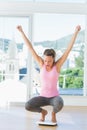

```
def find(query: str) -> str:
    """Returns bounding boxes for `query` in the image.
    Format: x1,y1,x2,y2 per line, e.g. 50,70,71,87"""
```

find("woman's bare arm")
17,25,43,67
56,25,81,72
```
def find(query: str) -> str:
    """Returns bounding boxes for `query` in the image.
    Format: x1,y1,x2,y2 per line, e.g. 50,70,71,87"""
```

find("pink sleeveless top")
40,65,60,97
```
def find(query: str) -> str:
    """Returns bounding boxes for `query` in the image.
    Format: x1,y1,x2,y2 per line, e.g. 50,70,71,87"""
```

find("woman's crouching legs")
25,96,42,112
50,96,64,122
53,96,64,113
25,96,48,121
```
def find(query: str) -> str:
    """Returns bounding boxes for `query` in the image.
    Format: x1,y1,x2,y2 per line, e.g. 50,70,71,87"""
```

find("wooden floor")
0,105,87,130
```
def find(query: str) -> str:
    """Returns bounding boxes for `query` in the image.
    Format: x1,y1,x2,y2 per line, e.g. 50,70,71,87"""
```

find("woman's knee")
58,96,64,109
25,97,38,111
60,96,64,105
53,96,64,113
59,97,64,110
25,101,32,111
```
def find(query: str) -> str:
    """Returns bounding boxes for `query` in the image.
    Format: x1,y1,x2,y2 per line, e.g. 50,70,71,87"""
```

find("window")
0,17,29,106
32,13,85,96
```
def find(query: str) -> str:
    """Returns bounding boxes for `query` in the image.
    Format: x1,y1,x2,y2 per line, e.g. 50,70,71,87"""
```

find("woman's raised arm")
56,25,81,72
17,25,43,67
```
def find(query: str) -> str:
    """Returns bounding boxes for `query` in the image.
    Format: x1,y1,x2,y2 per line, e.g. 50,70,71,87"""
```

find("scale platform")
36,121,57,126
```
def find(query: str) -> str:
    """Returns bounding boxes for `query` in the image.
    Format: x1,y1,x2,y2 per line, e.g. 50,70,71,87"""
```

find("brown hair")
43,49,56,59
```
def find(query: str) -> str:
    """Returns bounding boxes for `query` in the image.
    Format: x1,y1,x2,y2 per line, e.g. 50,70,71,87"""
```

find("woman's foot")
51,112,57,123
40,109,48,122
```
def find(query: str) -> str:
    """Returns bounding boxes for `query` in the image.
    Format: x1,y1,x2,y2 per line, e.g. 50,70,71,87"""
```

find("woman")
17,25,81,123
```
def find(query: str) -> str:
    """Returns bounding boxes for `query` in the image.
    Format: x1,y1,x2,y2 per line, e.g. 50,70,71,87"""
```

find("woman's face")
44,55,54,68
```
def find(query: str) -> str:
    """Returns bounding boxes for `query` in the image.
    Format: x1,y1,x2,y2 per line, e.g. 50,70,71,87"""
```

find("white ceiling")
0,2,87,16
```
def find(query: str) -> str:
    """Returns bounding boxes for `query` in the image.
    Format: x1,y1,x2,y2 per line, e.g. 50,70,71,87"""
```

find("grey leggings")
25,96,64,113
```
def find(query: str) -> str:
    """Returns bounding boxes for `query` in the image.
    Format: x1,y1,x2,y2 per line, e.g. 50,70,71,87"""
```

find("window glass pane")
0,17,29,107
32,14,85,96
